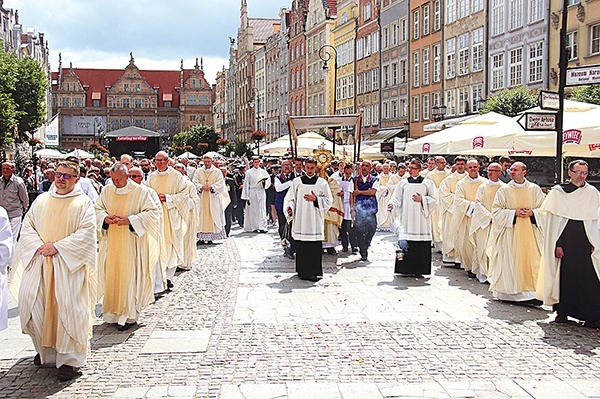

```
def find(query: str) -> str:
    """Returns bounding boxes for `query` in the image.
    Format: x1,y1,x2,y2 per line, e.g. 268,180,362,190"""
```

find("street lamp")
431,104,447,122
319,44,338,157
247,87,260,132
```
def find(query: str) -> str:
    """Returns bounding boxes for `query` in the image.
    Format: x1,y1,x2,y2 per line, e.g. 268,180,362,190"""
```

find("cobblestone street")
1,225,599,398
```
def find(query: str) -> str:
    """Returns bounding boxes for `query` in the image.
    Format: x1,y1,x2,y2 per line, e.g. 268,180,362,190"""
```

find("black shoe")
341,247,348,253
57,365,81,381
154,292,164,301
167,280,174,289
360,256,368,261
516,298,543,307
117,322,137,331
176,266,190,273
196,240,204,245
351,247,358,254
414,274,424,278
284,252,295,260
206,240,213,244
307,275,321,282
258,230,268,234
33,354,41,366
554,314,568,323
326,248,337,255
453,263,462,269
466,271,477,278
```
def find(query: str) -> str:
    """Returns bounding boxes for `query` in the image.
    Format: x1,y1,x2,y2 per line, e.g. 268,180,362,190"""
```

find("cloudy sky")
9,0,289,83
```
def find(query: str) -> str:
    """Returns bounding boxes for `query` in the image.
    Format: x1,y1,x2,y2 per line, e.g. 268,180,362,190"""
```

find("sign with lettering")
380,142,394,152
115,136,148,142
562,129,582,145
472,136,484,149
539,90,560,110
566,65,600,86
517,112,557,131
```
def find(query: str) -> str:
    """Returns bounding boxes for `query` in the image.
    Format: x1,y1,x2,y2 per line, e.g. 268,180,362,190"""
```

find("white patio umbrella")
34,148,64,159
66,148,95,159
259,132,335,157
178,151,199,159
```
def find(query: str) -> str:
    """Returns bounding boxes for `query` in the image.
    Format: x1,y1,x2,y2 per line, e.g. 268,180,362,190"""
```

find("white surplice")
241,167,271,231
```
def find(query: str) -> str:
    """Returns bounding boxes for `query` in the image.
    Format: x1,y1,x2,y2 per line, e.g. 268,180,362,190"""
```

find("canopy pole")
287,114,296,161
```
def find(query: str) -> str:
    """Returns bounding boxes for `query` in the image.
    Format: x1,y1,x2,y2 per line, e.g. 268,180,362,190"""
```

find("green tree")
14,56,48,141
569,84,600,105
171,125,219,156
481,86,538,117
0,51,18,146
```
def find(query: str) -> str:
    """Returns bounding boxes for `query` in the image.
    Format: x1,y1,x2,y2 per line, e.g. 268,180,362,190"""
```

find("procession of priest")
0,150,599,381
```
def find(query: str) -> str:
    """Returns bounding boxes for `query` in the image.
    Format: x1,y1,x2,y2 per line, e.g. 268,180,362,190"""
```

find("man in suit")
221,167,237,237
233,165,246,228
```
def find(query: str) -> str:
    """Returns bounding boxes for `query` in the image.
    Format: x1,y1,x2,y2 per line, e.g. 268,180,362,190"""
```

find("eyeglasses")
55,172,74,179
570,170,589,176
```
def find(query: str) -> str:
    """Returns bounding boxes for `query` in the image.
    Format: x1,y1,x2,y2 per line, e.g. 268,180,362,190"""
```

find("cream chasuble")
536,184,600,305
95,181,161,325
469,181,504,278
0,207,12,332
10,186,97,365
182,179,200,268
376,173,394,229
323,177,344,246
426,169,450,244
451,176,486,272
438,171,466,260
487,180,545,300
193,165,230,241
146,167,189,275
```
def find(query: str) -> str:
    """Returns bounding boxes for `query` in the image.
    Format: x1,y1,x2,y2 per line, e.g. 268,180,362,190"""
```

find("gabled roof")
249,18,280,44
323,0,337,17
51,67,199,108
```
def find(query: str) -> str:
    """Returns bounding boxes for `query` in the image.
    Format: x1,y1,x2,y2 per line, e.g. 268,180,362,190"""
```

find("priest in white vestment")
419,157,436,177
451,159,486,276
537,160,600,327
193,155,230,242
96,163,162,331
438,156,467,265
469,163,504,283
0,206,13,332
174,163,201,269
241,158,271,233
425,157,450,251
376,163,396,230
10,160,97,381
323,174,343,254
388,159,437,277
146,152,190,289
487,162,545,305
285,158,333,281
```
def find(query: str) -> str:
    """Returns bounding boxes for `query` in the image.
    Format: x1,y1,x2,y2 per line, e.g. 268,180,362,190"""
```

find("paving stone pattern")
0,226,599,398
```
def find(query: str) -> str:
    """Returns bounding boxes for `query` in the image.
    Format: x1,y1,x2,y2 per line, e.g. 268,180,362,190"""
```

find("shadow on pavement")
91,323,141,350
484,300,550,324
266,276,320,293
377,275,431,291
537,321,600,356
0,356,77,397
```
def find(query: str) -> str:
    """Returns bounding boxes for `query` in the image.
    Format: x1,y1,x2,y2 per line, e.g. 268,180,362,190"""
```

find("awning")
423,114,475,132
289,114,361,131
368,128,405,141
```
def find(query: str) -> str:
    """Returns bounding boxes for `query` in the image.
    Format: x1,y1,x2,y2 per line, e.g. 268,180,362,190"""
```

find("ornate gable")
106,53,157,109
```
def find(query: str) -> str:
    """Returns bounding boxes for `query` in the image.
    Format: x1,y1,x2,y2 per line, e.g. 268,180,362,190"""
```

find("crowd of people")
0,150,598,383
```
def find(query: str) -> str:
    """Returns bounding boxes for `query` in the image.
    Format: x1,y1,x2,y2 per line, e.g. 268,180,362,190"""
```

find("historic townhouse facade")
548,0,600,91
441,0,486,123
487,0,549,96
254,46,267,133
265,32,280,141
51,55,212,150
277,8,290,139
224,42,238,141
355,0,380,139
306,0,337,116
213,68,227,138
379,0,410,137
287,0,308,117
333,0,357,143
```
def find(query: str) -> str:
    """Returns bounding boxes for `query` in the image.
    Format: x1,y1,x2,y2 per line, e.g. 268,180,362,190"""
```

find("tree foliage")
569,84,600,105
171,125,219,156
480,86,538,117
0,51,48,146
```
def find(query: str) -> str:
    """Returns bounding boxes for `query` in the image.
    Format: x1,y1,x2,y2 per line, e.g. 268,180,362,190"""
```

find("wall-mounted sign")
115,136,149,142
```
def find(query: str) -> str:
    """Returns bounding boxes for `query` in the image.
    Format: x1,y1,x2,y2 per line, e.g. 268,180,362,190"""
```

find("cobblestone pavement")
1,224,599,398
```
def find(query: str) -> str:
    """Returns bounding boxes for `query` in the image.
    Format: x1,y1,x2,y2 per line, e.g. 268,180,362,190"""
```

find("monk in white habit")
10,160,97,381
241,158,271,233
96,163,162,331
488,162,544,306
285,157,333,281
376,163,396,230
146,151,190,290
438,156,467,266
322,171,344,255
174,163,201,270
193,155,230,243
451,159,486,276
537,160,600,327
388,158,437,277
425,156,450,251
0,206,13,332
469,163,504,283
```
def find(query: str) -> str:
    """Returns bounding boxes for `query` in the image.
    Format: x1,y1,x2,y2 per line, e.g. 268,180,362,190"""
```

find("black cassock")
554,183,600,322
